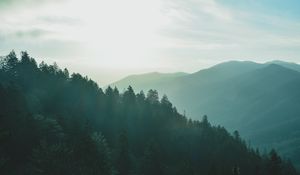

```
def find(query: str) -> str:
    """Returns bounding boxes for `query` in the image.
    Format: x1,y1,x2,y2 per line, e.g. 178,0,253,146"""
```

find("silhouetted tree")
268,149,282,175
146,89,159,104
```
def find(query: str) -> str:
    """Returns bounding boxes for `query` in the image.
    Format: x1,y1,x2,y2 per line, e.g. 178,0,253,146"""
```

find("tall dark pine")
6,51,17,68
146,89,159,104
268,149,282,175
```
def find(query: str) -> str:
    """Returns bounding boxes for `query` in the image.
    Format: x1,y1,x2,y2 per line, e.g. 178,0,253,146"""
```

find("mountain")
111,60,300,169
112,72,188,92
2,51,298,174
266,60,300,72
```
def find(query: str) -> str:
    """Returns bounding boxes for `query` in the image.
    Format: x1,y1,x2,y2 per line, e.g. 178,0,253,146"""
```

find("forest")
0,51,298,175
111,60,300,169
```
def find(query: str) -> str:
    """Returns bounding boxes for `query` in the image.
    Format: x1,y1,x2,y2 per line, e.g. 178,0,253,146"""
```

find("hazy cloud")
14,29,52,39
158,0,300,57
38,16,81,25
0,0,65,9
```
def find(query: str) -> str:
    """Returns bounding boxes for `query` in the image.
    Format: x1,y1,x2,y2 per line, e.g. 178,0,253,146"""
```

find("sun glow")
51,0,170,69
2,0,299,85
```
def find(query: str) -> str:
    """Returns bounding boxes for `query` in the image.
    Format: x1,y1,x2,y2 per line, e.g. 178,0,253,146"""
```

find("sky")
0,0,300,85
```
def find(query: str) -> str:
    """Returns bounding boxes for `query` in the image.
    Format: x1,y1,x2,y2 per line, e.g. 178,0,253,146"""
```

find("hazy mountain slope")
266,60,300,72
111,61,264,102
212,64,300,168
111,61,300,169
110,72,188,92
226,64,300,165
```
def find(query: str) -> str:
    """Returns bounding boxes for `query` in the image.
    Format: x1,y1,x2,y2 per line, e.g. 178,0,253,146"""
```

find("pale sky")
0,0,300,85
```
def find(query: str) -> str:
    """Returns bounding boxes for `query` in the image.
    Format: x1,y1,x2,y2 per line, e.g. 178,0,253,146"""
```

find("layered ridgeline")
111,60,300,169
0,51,298,175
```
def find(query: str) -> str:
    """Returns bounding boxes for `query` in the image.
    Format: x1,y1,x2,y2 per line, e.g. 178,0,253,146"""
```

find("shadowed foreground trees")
0,51,298,175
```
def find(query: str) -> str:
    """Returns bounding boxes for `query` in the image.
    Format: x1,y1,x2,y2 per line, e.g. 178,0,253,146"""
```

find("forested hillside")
0,51,298,175
112,61,300,169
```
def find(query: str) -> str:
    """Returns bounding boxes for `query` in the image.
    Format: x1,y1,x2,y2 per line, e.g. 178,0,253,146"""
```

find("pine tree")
5,51,18,70
146,89,159,104
123,86,135,105
233,130,241,142
268,149,282,175
201,115,210,128
91,132,114,175
161,95,172,109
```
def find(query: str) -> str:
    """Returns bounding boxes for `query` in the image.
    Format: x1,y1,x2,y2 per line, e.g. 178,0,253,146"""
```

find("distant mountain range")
111,60,300,169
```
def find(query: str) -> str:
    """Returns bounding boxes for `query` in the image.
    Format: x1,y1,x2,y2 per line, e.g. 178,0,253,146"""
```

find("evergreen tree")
5,50,18,70
268,149,282,175
123,86,135,105
161,95,172,109
146,89,159,104
233,130,240,141
201,115,210,128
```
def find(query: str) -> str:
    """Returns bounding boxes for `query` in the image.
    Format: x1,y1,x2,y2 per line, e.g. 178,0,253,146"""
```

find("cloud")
159,0,300,51
162,0,232,22
14,29,52,39
0,0,65,9
38,16,81,25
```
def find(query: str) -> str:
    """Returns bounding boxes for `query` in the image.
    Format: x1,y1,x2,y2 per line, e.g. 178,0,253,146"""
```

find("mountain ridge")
111,60,300,169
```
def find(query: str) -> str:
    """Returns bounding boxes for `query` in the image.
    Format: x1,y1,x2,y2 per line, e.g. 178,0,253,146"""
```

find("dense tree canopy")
0,51,298,175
